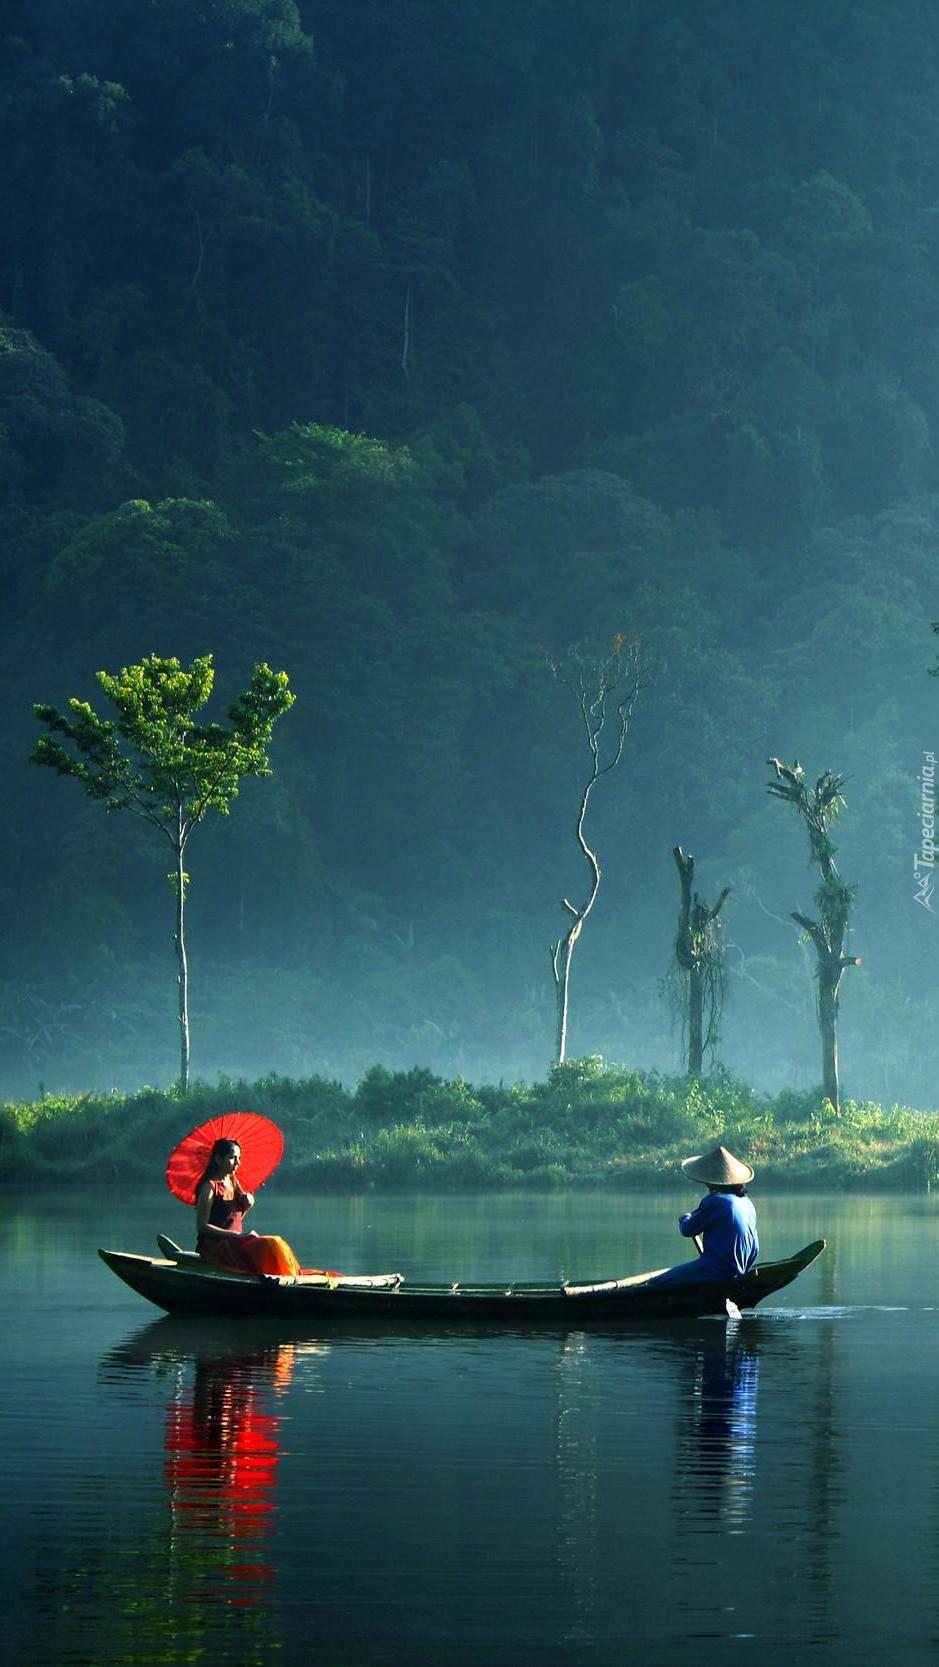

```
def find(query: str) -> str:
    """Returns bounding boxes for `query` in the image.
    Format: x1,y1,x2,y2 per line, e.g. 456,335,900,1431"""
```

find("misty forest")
6,0,939,1114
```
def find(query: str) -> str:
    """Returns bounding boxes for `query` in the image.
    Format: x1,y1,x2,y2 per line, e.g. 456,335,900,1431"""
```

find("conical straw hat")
680,1144,754,1186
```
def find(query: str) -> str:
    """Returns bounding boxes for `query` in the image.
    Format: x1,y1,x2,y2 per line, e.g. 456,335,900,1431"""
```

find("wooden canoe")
98,1238,826,1322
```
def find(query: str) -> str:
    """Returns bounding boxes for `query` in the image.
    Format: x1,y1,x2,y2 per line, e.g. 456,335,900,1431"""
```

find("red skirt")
198,1233,301,1278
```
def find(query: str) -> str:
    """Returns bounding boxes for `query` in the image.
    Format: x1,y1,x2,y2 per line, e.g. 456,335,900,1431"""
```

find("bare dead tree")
548,635,647,1064
767,757,861,1112
671,846,730,1074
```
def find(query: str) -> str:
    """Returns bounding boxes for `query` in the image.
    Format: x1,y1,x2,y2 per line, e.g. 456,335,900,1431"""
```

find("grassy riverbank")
3,1059,939,1191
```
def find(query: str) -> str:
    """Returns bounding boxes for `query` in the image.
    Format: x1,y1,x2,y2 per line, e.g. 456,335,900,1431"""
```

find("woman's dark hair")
194,1138,241,1201
707,1183,748,1198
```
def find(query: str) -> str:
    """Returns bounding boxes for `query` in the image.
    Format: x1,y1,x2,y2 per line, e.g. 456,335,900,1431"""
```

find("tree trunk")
688,964,704,1075
555,946,570,1065
553,923,582,1064
672,847,728,1076
174,835,190,1090
792,908,855,1116
818,968,840,1113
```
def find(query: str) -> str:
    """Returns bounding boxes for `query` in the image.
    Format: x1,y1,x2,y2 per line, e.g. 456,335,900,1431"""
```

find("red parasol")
166,1112,285,1206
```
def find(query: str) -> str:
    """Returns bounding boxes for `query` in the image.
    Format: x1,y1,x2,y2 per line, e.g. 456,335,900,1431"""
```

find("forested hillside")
3,0,939,1102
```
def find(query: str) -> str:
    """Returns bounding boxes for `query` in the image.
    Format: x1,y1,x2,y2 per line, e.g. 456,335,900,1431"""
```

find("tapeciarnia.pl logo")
914,750,936,911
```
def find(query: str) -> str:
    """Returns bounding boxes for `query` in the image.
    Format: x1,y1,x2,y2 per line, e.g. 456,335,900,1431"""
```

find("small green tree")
766,757,860,1112
31,654,295,1088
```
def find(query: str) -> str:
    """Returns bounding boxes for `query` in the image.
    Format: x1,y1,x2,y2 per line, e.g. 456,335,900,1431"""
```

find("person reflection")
164,1343,296,1604
676,1325,760,1529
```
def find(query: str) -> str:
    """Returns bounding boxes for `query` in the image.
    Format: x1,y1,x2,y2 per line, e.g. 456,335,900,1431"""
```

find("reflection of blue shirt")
679,1192,758,1277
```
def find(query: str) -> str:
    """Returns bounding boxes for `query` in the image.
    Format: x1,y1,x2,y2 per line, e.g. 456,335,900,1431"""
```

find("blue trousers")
645,1256,745,1287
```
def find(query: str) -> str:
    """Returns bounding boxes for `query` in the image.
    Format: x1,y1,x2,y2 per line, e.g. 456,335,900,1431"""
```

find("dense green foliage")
3,2,939,1101
32,656,294,822
6,1061,939,1191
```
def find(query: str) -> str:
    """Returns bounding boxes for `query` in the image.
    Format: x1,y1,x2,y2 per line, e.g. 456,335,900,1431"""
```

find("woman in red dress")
195,1138,300,1278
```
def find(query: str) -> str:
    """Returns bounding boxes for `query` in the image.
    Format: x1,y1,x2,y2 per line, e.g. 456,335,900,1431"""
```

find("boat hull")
98,1241,826,1323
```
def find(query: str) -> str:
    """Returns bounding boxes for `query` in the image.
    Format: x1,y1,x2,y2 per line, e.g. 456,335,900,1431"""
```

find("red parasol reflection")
163,1345,295,1605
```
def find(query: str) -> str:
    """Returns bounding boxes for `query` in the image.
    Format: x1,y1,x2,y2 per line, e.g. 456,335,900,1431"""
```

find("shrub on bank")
3,1062,939,1189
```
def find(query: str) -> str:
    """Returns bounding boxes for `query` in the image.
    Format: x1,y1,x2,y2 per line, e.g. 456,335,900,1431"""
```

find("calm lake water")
3,1186,939,1665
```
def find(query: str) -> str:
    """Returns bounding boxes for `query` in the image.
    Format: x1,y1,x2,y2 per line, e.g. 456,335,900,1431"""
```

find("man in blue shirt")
648,1144,758,1286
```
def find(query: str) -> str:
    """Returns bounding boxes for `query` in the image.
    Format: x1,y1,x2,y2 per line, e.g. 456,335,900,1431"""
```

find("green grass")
4,1057,939,1191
